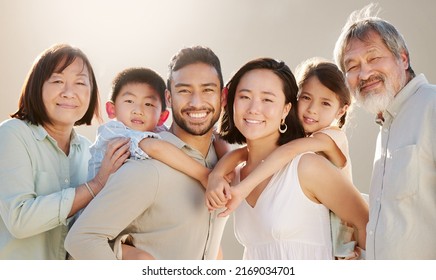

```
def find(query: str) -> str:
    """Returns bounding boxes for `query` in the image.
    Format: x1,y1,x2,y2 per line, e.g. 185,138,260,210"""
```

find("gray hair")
333,3,415,77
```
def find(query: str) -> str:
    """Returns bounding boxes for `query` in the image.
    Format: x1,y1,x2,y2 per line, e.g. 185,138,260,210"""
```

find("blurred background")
1,0,435,259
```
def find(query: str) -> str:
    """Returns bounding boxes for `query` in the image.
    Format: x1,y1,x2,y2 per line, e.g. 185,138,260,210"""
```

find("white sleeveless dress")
234,153,333,260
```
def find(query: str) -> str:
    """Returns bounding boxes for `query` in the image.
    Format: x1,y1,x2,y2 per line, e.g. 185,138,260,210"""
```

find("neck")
170,124,213,157
43,123,73,155
245,137,279,166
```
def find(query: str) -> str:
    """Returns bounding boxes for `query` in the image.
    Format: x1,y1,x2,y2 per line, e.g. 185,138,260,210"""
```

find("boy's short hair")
110,67,167,111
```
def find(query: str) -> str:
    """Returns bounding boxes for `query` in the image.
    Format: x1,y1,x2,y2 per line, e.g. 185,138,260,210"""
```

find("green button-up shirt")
0,119,90,259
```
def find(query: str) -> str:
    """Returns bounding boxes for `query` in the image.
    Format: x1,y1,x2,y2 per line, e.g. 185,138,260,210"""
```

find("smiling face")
343,31,409,115
42,57,91,129
298,76,346,134
167,62,222,136
108,83,163,132
233,69,290,143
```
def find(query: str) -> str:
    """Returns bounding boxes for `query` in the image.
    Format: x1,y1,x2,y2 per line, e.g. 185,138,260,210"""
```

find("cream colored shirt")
313,127,353,182
366,74,436,259
65,131,228,260
0,119,90,259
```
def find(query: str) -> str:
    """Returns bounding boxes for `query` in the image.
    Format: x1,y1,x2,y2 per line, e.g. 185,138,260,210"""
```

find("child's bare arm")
139,138,210,189
206,147,247,210
239,136,333,188
217,135,340,217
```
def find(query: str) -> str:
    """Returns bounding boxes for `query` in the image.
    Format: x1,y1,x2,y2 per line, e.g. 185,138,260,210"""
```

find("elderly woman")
0,43,129,259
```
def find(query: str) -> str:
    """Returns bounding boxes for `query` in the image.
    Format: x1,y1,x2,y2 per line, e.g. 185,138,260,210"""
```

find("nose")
307,101,317,114
60,82,75,98
189,91,203,107
359,62,373,81
132,104,144,115
247,99,261,114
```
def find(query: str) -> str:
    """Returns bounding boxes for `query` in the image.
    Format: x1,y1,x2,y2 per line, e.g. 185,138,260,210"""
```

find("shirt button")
369,230,374,235
383,128,388,133
65,179,69,183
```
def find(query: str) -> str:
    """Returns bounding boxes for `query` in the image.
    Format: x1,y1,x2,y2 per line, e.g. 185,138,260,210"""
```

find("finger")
107,137,129,151
209,198,220,209
218,208,232,217
205,197,214,211
110,143,130,162
224,185,232,200
112,151,130,168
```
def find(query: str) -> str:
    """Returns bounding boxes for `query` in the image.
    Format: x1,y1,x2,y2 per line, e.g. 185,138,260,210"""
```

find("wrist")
84,182,96,198
232,184,250,199
89,176,104,195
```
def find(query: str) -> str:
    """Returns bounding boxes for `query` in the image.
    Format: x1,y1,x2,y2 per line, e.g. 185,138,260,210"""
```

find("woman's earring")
279,119,287,134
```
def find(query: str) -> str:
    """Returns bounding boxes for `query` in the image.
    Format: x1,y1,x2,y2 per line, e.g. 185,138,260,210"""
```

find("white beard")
355,69,406,115
356,87,395,115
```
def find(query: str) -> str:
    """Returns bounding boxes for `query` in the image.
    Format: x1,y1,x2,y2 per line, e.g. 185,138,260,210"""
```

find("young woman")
214,58,368,259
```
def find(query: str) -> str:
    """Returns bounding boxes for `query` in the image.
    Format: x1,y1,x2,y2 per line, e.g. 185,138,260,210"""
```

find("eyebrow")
301,91,334,101
238,88,277,96
344,48,379,66
174,82,219,88
120,91,158,100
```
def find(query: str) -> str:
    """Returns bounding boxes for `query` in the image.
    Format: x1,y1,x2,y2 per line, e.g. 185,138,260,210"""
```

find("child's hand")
205,173,231,211
217,186,245,217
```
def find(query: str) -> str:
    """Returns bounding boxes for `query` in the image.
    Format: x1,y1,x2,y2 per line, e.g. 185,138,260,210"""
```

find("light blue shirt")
87,120,161,181
0,119,90,259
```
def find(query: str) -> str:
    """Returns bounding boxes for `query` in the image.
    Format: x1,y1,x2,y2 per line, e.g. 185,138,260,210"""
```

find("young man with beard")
65,46,228,259
334,4,436,259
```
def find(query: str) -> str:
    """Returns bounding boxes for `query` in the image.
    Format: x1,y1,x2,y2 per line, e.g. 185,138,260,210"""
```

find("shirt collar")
159,131,216,166
28,122,82,147
375,74,428,126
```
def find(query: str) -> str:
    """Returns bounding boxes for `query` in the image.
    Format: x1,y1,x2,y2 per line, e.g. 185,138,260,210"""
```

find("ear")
336,104,349,119
158,110,170,126
282,102,292,120
399,49,409,71
106,101,116,119
221,87,228,108
165,89,172,108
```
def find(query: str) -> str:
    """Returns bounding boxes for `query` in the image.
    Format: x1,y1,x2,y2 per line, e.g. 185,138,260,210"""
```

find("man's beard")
355,74,399,115
356,86,395,115
172,108,219,136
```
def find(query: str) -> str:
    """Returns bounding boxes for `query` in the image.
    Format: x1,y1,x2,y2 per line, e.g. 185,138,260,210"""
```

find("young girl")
206,57,364,259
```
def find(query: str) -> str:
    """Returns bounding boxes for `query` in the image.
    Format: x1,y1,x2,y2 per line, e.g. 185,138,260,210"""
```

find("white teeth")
188,112,207,118
245,119,262,124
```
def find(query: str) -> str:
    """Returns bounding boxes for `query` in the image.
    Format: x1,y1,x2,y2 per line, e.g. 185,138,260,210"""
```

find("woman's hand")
91,137,130,192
